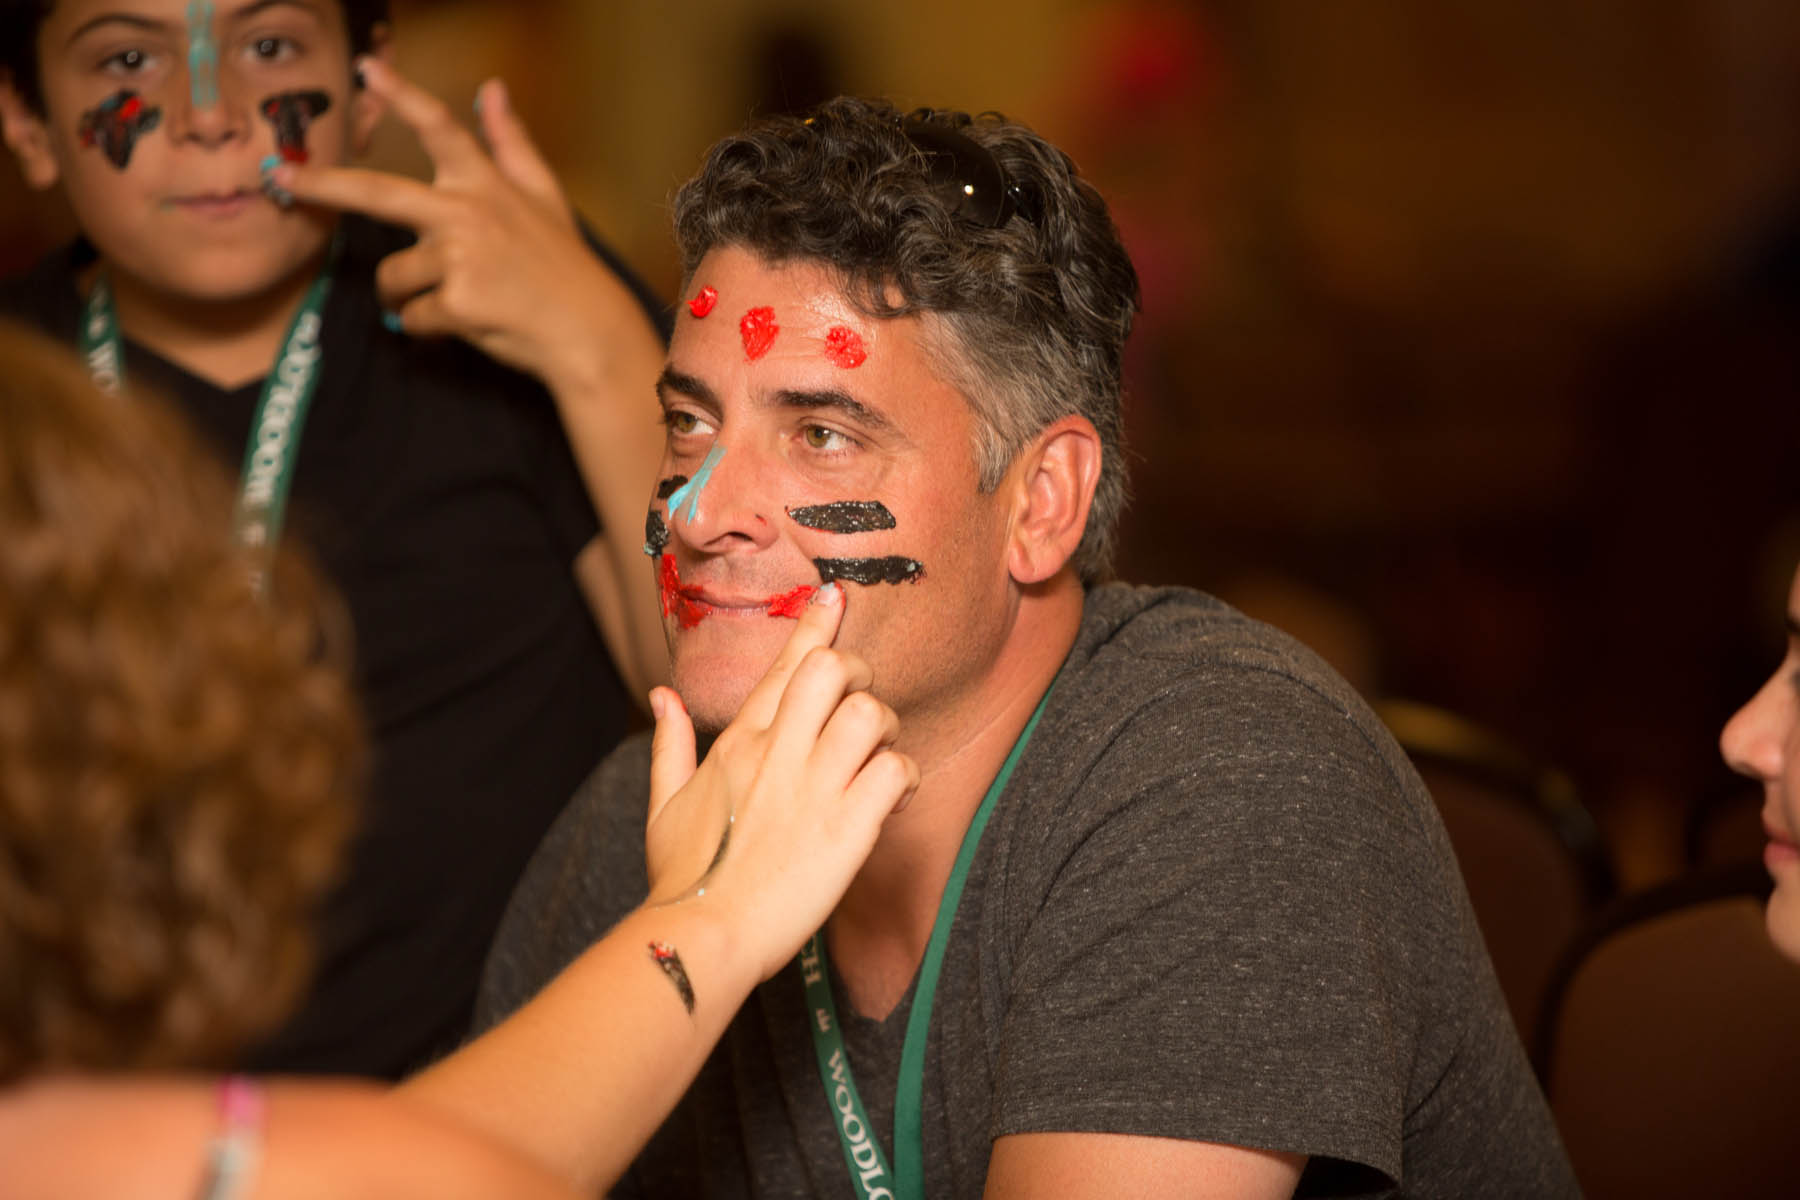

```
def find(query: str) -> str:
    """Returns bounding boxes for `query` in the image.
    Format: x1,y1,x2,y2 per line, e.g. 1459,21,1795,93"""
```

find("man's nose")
666,443,778,553
1721,673,1787,783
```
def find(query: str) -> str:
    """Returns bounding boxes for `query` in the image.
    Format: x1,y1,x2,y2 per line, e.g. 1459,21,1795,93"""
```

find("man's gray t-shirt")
477,584,1576,1197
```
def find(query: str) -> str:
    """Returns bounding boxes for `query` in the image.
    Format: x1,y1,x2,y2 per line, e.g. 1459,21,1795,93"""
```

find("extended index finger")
358,56,490,176
733,583,847,732
272,160,457,230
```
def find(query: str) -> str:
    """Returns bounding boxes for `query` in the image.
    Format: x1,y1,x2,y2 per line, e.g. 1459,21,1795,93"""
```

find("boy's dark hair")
0,0,388,113
673,96,1139,584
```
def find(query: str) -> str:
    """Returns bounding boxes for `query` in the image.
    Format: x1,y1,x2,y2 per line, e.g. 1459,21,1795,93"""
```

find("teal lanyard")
78,241,339,575
802,686,1054,1200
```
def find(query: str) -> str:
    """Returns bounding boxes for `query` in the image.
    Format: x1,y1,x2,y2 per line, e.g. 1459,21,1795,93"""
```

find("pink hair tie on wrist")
194,1075,265,1200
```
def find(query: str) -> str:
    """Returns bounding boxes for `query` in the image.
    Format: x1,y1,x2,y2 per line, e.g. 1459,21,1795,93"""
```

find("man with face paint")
0,0,674,1081
471,101,1578,1198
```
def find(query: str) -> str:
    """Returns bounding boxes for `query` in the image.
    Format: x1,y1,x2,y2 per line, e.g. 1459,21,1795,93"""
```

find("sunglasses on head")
900,117,1038,229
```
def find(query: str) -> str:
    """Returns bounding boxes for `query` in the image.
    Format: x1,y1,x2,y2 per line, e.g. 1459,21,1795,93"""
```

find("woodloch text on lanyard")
801,685,1054,1200
78,236,339,587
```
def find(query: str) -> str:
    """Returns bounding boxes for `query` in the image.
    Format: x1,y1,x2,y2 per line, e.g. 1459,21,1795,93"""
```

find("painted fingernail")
259,156,294,208
381,310,403,333
813,581,841,606
471,89,483,117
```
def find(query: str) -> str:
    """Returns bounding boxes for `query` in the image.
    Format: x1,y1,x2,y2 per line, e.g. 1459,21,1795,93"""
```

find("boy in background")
0,0,671,1078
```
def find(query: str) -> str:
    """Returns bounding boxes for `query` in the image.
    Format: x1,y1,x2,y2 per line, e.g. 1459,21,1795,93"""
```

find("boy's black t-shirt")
0,215,670,1077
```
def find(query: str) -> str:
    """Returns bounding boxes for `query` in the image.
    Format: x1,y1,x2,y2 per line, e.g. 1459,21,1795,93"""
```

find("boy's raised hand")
643,584,920,981
268,57,647,396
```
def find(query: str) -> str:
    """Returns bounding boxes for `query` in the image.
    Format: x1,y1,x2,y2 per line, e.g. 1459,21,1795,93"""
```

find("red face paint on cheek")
764,585,817,619
687,286,718,318
658,554,714,629
740,307,779,360
823,326,867,369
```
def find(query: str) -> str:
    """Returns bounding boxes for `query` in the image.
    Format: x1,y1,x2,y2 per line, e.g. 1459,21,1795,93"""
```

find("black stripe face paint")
644,509,669,556
259,90,332,163
814,557,924,586
786,501,896,534
78,91,161,169
643,475,687,558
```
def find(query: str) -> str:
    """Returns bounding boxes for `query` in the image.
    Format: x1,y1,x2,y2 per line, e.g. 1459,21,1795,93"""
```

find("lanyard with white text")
801,686,1054,1200
78,241,338,571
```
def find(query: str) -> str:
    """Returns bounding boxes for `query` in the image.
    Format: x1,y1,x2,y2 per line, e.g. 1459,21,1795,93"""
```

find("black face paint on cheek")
786,501,897,534
656,475,689,500
78,91,162,170
814,557,924,586
259,90,332,163
644,509,669,557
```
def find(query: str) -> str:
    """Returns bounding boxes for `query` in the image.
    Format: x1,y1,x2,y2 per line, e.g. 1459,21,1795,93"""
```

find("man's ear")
347,26,393,156
0,73,61,191
1005,415,1102,586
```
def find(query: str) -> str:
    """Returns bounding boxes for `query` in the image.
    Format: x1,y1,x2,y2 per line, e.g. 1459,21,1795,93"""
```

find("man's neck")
825,575,1085,1019
95,251,331,392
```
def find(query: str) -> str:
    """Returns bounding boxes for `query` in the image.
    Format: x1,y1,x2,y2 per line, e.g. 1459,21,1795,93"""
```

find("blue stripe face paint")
186,0,219,108
665,445,724,526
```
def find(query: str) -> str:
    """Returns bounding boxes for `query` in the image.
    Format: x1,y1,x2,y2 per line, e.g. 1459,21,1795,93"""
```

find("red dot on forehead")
740,306,779,361
687,285,718,318
823,326,867,369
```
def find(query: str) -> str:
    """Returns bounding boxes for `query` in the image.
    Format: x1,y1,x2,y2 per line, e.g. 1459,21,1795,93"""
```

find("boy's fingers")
373,242,442,308
646,687,698,828
735,583,846,731
475,79,565,209
357,56,488,176
272,162,454,229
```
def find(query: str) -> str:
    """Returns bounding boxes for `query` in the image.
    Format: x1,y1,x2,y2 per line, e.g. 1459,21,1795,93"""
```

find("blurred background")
6,0,1799,890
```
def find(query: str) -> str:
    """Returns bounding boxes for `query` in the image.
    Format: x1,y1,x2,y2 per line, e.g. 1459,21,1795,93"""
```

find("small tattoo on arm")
649,942,696,1013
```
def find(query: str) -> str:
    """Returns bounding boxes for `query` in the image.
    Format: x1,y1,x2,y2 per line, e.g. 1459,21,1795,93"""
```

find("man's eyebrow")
66,13,174,44
656,366,721,411
771,386,896,434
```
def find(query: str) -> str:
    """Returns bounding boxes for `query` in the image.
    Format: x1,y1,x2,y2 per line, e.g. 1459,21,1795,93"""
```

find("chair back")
1378,700,1613,1054
1538,867,1800,1199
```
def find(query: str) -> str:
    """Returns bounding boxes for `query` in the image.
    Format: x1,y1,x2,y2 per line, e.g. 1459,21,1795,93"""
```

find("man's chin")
669,632,788,732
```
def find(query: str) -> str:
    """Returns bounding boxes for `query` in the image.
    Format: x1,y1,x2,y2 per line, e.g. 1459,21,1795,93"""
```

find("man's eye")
802,425,850,451
664,411,714,437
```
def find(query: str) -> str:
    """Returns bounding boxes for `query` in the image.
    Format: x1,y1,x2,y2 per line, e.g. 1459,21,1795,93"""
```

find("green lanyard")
802,686,1054,1200
78,242,339,574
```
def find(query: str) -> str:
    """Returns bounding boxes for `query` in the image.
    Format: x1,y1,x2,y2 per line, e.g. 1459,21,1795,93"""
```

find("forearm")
543,270,669,699
399,898,755,1194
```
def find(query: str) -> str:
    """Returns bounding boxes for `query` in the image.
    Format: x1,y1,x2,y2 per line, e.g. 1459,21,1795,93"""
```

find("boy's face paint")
654,246,1017,734
259,90,331,163
15,0,367,307
687,286,718,318
186,0,220,108
77,91,163,170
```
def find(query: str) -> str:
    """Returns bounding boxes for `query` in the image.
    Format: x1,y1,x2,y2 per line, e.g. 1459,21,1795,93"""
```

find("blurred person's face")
0,0,381,305
1720,564,1800,961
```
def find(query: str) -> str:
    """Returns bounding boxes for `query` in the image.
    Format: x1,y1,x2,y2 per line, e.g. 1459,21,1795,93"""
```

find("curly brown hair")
0,323,363,1082
673,97,1141,583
